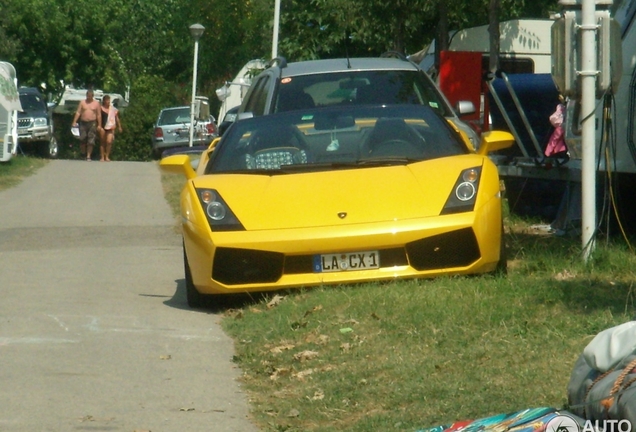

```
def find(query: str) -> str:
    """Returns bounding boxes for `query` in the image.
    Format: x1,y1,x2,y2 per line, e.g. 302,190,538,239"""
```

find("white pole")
189,38,199,148
580,0,597,260
272,0,281,59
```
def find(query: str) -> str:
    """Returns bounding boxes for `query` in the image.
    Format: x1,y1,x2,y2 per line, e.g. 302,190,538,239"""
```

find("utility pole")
272,0,281,59
553,0,619,262
580,0,598,261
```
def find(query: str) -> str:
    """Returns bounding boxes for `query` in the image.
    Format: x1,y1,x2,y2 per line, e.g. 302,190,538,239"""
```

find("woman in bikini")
98,95,123,162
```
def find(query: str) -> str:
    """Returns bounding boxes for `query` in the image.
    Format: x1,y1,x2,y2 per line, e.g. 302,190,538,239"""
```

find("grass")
160,167,636,431
0,155,48,191
160,165,186,232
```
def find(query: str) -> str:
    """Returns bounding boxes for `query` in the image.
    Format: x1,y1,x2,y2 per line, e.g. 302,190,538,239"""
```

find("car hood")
18,108,47,119
192,156,486,230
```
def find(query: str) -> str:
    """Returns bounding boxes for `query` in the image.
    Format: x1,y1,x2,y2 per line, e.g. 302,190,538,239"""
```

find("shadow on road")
162,279,267,313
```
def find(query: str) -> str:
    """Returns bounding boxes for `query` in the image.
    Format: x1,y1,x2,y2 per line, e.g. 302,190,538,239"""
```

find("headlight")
33,117,47,127
206,201,226,220
196,189,244,231
456,182,476,201
441,167,482,215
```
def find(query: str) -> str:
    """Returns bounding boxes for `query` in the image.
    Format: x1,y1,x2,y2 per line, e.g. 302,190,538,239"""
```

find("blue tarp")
488,73,561,158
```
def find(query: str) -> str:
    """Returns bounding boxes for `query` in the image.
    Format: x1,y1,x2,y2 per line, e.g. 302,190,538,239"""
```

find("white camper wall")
599,0,636,174
0,61,19,162
448,19,554,74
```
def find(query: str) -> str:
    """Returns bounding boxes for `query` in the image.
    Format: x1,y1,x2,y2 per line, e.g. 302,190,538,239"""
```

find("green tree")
276,0,559,61
0,0,560,161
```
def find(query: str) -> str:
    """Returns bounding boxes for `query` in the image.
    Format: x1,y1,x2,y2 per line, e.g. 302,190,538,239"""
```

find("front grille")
18,118,33,128
406,228,480,271
213,247,284,285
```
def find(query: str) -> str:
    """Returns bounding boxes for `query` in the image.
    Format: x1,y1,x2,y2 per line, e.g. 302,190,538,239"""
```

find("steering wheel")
371,139,413,151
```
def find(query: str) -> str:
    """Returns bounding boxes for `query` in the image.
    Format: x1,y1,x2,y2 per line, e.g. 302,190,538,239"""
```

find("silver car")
17,87,58,158
238,56,479,149
151,106,218,158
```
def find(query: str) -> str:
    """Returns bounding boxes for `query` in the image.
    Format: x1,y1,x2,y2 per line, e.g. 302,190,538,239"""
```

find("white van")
0,61,20,162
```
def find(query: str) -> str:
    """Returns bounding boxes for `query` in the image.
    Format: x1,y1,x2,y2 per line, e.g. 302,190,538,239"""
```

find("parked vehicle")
0,61,19,162
53,87,128,115
17,87,58,158
215,59,266,126
160,103,514,307
217,105,239,136
152,99,218,158
236,55,480,149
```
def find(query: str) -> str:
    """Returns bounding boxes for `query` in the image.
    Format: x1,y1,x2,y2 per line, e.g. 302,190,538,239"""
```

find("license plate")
313,251,380,273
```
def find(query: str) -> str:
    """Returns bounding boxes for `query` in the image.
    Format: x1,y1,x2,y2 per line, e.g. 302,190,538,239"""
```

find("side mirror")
160,154,196,180
455,100,476,116
237,112,254,121
477,131,515,155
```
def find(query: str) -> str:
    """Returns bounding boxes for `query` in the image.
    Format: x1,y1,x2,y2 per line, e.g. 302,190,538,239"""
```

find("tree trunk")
435,0,449,74
488,0,500,74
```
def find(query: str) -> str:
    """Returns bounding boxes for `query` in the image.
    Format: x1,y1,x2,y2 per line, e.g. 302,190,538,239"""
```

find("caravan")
0,61,20,162
215,59,266,133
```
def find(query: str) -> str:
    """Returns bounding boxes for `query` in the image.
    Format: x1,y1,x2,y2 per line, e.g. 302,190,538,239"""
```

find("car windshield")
274,70,453,117
19,94,45,111
158,108,191,125
205,105,469,175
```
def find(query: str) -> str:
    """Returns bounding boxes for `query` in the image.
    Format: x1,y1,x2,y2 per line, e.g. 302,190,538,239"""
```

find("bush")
113,75,181,161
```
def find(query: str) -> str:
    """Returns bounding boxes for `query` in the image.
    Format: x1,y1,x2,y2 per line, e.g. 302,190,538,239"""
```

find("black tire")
183,246,205,308
40,137,59,159
494,226,508,275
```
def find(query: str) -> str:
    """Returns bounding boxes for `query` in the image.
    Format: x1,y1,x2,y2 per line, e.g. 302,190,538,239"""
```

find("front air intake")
406,228,480,271
213,247,284,285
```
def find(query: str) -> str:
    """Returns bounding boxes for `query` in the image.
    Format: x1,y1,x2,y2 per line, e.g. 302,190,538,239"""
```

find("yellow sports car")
160,104,514,307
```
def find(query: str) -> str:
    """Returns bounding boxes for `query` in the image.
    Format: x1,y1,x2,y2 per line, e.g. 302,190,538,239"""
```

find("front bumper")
183,197,503,295
152,135,214,151
18,126,50,143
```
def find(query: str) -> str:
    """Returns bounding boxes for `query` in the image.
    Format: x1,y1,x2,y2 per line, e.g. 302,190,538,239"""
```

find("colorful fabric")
545,103,567,157
104,106,118,130
417,407,564,432
545,126,567,157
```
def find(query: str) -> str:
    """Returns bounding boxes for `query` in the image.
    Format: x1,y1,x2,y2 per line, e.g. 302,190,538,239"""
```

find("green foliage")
0,0,558,161
0,155,48,191
276,0,557,60
112,75,182,161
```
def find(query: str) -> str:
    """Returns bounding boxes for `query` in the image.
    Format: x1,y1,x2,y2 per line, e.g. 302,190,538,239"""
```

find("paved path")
0,159,257,431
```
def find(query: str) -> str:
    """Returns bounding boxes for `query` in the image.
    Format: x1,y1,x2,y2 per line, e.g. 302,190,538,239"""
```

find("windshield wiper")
278,162,358,172
213,158,420,175
356,157,421,166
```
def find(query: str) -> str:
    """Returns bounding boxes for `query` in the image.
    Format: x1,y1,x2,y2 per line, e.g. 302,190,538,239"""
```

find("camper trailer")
418,6,636,231
215,59,266,126
0,61,20,162
53,87,129,115
416,19,554,75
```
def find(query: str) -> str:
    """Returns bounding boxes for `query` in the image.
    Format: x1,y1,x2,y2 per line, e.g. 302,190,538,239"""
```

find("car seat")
245,124,309,169
361,118,424,158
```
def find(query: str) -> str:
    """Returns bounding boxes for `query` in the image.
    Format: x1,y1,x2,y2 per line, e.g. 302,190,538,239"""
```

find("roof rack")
268,56,288,69
380,51,408,61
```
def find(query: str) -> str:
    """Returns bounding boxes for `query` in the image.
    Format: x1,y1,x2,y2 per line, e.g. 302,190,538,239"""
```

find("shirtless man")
72,90,102,160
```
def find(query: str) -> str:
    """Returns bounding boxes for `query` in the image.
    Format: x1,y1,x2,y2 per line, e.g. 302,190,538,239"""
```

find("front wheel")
183,245,206,308
42,136,59,159
494,225,508,275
